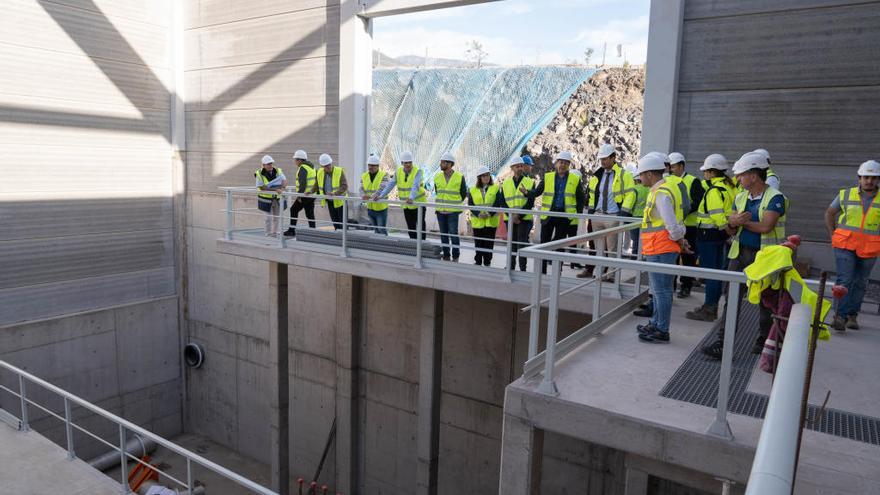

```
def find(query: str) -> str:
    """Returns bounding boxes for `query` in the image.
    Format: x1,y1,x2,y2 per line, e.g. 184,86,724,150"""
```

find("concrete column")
416,290,444,495
268,262,290,495
640,0,685,153
335,275,363,494
498,414,544,495
338,0,373,182
624,467,649,495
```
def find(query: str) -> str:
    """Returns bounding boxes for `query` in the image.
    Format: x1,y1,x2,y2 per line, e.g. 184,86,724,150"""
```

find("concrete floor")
0,421,121,495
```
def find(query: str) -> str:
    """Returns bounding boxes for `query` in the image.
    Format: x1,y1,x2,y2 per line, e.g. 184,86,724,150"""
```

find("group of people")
254,145,879,352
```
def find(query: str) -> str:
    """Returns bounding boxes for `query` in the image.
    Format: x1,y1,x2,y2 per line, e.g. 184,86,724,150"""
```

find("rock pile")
525,67,645,175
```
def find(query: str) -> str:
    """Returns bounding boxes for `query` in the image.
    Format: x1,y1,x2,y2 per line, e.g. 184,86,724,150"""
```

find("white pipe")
745,303,811,494
88,436,157,472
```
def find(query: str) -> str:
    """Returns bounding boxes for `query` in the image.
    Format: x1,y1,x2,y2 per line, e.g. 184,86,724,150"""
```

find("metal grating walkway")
660,303,880,445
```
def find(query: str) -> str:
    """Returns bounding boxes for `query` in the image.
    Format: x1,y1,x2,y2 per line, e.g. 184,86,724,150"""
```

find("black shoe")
751,335,765,355
702,339,724,360
452,257,459,262
571,263,582,269
633,306,653,317
638,328,670,343
474,261,482,265
637,322,655,335
283,228,296,237
677,286,691,298
483,259,491,266
442,255,451,261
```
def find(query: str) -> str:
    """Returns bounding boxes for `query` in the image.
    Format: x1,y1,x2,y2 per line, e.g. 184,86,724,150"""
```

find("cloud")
570,15,649,64
500,1,534,15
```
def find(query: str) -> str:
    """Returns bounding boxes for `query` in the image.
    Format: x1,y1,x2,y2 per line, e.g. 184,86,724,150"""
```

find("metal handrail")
0,359,277,495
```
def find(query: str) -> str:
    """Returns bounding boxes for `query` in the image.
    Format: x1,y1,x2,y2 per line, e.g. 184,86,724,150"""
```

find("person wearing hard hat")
500,156,536,271
752,149,780,191
584,143,637,279
433,152,468,261
635,154,691,343
824,159,880,331
468,166,502,266
255,155,288,236
283,150,316,237
531,151,585,274
702,151,788,358
626,162,649,255
667,152,705,298
685,154,736,322
316,153,348,230
375,151,427,240
360,154,389,235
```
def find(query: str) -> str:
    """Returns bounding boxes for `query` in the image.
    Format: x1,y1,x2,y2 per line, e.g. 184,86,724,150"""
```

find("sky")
373,0,650,67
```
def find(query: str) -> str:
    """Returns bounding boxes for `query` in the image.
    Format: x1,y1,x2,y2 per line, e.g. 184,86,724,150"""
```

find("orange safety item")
640,177,685,256
127,455,159,492
831,187,880,258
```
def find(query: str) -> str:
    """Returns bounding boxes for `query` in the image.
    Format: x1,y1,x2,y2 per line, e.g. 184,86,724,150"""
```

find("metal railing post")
505,212,514,281
592,266,603,318
119,424,129,494
527,255,543,360
18,375,29,432
414,206,423,268
537,260,562,395
340,200,348,257
613,225,624,296
634,233,643,294
225,189,233,241
187,458,194,494
708,282,740,440
64,397,75,459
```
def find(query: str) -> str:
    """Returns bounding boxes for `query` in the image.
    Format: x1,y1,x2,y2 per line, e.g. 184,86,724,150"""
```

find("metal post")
18,375,29,432
341,200,349,257
538,260,562,395
414,206,424,268
592,268,603,318
225,190,233,240
505,212,515,281
119,424,129,494
64,397,75,459
613,226,624,296
187,458,194,494
707,281,739,440
634,236,643,294
527,257,543,360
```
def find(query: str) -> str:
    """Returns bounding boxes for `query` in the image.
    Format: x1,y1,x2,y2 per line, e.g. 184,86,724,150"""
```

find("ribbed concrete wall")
673,0,880,242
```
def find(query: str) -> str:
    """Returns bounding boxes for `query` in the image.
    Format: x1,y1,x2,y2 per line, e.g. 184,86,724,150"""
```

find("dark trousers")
473,227,497,266
540,216,571,273
289,198,315,231
403,207,427,240
679,227,699,288
327,204,344,230
509,219,532,271
718,245,772,341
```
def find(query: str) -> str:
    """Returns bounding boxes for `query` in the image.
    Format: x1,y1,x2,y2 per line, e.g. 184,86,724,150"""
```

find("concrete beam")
359,0,502,18
268,262,290,495
498,413,543,495
416,290,444,494
335,275,364,494
640,0,684,154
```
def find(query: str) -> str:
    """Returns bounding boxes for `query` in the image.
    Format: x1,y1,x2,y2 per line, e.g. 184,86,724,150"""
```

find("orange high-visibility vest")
832,187,880,258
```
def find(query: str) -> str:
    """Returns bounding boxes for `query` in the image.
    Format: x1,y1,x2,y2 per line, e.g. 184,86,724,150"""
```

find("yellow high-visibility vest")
317,166,345,208
361,170,387,212
470,184,500,229
541,172,580,225
434,171,465,213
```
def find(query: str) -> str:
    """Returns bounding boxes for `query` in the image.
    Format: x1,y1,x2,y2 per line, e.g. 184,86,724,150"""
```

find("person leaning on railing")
468,165,503,266
529,150,584,274
360,154,389,235
283,149,316,237
255,155,287,237
316,153,348,230
433,152,468,261
635,154,691,344
500,155,536,272
374,151,427,240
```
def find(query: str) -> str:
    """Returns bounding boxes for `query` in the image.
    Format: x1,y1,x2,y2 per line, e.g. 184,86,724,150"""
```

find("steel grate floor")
660,303,880,445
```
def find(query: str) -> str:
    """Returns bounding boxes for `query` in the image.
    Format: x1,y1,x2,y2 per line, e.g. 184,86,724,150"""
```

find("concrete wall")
672,0,880,242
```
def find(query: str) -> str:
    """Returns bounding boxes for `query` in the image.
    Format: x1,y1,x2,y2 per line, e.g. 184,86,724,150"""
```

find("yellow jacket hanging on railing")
317,166,345,208
743,245,831,340
640,177,685,256
831,187,880,258
470,184,500,228
541,171,580,225
434,171,465,213
396,165,426,210
361,170,388,212
728,186,788,260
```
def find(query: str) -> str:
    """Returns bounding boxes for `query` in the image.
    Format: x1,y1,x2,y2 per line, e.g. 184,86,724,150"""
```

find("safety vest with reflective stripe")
502,176,535,221
632,183,649,218
469,185,500,229
295,163,316,193
541,172,580,225
361,170,387,212
396,165,426,210
831,187,880,258
695,177,734,230
317,166,345,208
728,186,788,260
434,171,465,212
679,173,701,227
640,177,685,256
255,167,283,202
767,167,780,187
587,163,636,214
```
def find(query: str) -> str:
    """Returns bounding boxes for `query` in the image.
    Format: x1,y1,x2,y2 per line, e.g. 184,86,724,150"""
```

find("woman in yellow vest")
433,152,468,261
468,165,502,266
360,154,389,235
686,154,735,322
825,159,880,330
316,153,348,230
635,154,690,343
254,155,287,236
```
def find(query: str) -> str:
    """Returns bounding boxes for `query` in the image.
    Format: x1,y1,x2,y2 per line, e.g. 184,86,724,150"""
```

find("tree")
584,47,594,66
465,40,488,69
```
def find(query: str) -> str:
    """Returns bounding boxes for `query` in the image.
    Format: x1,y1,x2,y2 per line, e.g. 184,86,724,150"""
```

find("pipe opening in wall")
184,343,205,368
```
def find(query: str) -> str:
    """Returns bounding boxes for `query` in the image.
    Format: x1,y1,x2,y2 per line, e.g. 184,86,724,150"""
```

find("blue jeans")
834,248,877,317
367,209,388,235
696,239,726,307
646,252,678,333
436,212,461,258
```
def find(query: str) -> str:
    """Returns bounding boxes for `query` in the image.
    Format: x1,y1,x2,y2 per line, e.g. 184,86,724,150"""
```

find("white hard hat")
474,165,491,176
668,152,686,165
731,152,769,175
507,156,524,167
366,154,381,166
753,148,771,164
700,153,728,171
440,152,456,163
570,169,582,178
858,160,880,177
319,153,333,167
555,150,574,163
597,143,615,159
400,151,414,163
637,155,666,175
624,162,638,176
645,151,668,163
261,155,274,165
293,150,308,161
